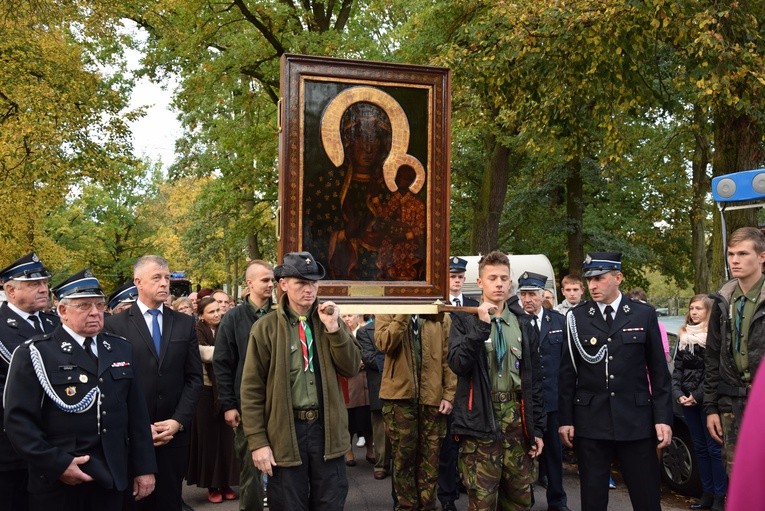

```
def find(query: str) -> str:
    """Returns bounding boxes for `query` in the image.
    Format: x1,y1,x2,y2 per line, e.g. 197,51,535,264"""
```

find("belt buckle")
305,410,318,421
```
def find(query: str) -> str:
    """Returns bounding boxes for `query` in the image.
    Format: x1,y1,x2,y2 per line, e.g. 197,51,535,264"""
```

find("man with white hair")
518,271,569,511
4,269,156,511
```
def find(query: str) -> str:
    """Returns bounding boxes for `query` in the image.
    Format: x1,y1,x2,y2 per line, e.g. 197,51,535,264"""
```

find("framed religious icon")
278,54,451,304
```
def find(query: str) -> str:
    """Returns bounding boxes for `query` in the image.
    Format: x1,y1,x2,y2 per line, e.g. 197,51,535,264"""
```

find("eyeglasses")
65,301,107,311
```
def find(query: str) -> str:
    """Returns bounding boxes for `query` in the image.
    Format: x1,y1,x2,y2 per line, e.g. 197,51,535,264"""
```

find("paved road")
182,444,696,510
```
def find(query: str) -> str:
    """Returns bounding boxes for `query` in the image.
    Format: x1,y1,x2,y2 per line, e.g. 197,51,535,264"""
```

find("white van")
458,254,557,304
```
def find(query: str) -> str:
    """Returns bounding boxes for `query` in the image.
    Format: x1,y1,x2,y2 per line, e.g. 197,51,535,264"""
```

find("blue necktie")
148,309,162,355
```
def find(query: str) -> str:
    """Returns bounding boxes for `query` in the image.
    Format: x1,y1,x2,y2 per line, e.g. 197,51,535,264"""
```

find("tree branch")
232,0,285,55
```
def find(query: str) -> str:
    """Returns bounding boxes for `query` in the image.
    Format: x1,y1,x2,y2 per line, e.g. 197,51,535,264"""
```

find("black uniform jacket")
538,308,566,413
558,295,672,441
3,328,157,491
104,303,202,440
0,302,59,471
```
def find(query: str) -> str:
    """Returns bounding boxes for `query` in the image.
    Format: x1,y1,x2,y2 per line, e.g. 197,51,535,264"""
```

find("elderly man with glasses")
4,269,156,511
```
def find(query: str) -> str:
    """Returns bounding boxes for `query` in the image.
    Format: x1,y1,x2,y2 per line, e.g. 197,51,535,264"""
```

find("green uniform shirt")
731,274,765,383
485,304,523,392
248,297,272,320
286,307,319,409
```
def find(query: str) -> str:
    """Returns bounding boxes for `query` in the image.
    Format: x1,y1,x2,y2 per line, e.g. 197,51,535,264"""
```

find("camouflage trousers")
721,410,741,476
382,400,446,510
458,400,534,511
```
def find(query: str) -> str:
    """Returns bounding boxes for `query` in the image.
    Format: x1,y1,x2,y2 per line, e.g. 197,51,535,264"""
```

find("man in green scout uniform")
240,251,360,511
375,309,456,511
448,250,545,510
706,227,765,509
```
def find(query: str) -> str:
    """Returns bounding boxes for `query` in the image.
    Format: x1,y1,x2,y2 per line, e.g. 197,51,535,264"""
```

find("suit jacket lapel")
128,303,158,359
159,308,174,363
55,329,98,376
97,334,119,376
1,303,38,343
540,312,551,340
611,296,631,335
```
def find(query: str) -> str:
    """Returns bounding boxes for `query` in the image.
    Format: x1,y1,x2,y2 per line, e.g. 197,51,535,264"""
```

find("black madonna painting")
278,54,450,303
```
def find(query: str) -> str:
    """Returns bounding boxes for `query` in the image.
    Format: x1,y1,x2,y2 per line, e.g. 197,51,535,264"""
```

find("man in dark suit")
0,252,60,511
518,271,570,511
558,252,672,511
4,269,156,511
104,255,202,511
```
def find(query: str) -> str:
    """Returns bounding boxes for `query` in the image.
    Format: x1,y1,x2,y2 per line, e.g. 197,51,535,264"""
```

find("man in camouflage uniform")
448,251,545,510
375,313,456,510
706,227,765,509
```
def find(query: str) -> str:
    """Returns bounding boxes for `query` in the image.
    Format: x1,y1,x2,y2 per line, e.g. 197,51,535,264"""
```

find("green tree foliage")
43,161,162,291
1,2,137,271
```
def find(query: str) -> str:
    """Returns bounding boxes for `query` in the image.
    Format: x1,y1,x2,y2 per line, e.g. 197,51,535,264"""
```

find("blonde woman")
672,295,727,510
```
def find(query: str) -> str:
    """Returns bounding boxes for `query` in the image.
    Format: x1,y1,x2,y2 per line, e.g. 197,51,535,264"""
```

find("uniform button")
158,394,163,400
102,411,106,415
610,392,615,397
608,356,613,361
309,381,314,385
607,337,612,342
99,378,104,383
103,428,107,433
609,374,614,380
67,376,72,381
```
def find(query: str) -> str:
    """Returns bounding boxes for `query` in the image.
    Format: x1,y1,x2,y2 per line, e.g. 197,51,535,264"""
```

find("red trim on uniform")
468,381,474,411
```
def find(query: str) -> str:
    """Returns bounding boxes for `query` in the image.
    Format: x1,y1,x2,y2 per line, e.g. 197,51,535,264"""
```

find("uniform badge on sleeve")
622,304,631,314
588,307,595,316
65,386,76,396
102,340,111,352
79,374,88,383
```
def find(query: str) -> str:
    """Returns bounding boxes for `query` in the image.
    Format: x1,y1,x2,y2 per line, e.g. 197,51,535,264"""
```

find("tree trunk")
565,156,584,277
709,108,764,289
470,134,509,254
691,107,711,294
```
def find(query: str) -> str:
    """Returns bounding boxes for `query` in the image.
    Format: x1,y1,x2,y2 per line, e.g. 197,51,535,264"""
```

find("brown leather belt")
294,409,320,421
491,391,521,403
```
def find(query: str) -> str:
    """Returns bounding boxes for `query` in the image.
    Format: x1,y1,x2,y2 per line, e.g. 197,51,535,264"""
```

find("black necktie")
604,305,614,329
28,315,43,333
84,337,98,366
454,298,461,307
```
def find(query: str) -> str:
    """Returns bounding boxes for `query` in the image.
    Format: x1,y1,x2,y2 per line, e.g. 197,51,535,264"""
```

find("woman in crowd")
672,295,727,510
172,296,194,315
341,314,375,466
186,296,239,503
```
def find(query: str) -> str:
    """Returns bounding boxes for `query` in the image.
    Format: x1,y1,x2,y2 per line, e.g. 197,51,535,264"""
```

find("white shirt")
450,293,465,306
62,324,98,357
596,294,622,322
7,302,43,331
136,299,164,337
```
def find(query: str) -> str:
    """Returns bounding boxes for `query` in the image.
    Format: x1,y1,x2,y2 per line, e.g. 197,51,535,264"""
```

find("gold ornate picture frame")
278,54,451,304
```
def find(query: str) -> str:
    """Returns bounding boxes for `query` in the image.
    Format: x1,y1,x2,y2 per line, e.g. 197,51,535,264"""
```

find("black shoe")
181,500,195,511
537,475,548,489
710,495,725,511
442,503,457,511
690,492,714,510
